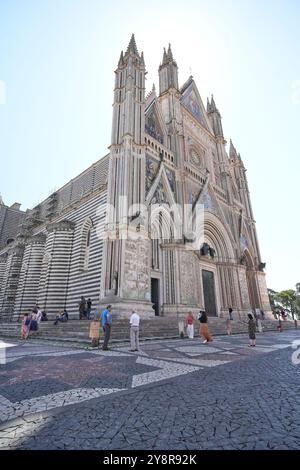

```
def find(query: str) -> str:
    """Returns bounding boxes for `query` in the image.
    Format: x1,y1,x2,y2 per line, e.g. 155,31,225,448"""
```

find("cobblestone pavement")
0,330,300,450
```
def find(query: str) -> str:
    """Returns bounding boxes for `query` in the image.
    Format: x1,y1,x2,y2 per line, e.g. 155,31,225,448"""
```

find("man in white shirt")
130,310,140,352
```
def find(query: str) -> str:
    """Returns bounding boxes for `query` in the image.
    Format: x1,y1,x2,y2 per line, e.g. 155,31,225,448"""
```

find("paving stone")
0,330,300,449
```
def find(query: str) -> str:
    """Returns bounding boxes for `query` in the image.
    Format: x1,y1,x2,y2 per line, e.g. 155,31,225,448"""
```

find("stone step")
0,318,296,346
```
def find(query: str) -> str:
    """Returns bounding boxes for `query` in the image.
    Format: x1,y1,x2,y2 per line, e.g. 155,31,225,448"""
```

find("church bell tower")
100,35,153,317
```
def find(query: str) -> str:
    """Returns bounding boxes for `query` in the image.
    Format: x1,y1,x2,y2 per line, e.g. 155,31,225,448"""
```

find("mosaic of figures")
145,108,163,144
182,86,209,131
146,155,159,193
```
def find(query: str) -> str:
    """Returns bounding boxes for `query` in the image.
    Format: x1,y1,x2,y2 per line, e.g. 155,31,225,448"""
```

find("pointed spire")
210,94,217,111
167,43,173,61
229,139,238,159
140,51,145,66
118,50,124,67
125,34,139,56
207,97,211,113
162,47,168,65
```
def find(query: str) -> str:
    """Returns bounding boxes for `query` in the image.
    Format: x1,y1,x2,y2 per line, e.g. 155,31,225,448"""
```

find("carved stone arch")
150,205,174,242
203,212,236,262
149,205,174,271
243,248,255,268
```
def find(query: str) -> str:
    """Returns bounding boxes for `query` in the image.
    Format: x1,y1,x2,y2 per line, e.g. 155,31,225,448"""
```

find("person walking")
198,310,213,343
79,296,86,320
186,312,195,339
21,313,30,340
29,311,39,335
101,305,112,350
130,310,140,351
247,313,256,346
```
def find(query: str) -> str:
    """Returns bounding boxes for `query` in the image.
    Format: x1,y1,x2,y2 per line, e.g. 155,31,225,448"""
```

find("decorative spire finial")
125,34,139,56
167,43,173,61
162,47,168,65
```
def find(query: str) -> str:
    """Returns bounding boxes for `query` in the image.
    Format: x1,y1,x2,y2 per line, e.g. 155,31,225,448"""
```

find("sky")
0,0,299,292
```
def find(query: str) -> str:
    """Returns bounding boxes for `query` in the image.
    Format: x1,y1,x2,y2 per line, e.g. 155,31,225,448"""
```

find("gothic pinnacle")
126,33,139,56
162,47,168,65
210,94,217,111
229,139,238,159
207,97,211,112
118,50,124,66
167,43,173,61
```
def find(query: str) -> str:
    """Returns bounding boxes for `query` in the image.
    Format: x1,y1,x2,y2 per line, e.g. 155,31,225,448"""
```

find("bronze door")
202,270,217,317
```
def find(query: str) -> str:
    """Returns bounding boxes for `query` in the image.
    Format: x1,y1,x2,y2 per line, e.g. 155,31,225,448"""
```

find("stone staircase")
0,316,296,346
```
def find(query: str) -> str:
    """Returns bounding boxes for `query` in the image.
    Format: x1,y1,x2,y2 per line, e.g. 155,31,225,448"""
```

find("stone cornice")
47,220,76,233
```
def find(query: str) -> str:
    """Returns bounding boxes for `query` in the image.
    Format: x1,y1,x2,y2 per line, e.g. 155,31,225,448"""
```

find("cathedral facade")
0,35,271,321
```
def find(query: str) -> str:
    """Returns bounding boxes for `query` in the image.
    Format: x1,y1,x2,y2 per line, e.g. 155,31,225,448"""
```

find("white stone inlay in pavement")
160,357,231,368
175,345,222,355
0,388,126,424
131,356,199,388
89,350,132,357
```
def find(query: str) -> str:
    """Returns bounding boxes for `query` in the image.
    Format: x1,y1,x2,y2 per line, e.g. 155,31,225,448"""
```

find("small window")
80,218,93,272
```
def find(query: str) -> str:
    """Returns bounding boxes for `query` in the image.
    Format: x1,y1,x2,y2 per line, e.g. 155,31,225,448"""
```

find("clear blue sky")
0,0,299,291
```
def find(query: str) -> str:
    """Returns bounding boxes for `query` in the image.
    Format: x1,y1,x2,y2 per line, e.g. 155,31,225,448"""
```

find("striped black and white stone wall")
13,234,46,320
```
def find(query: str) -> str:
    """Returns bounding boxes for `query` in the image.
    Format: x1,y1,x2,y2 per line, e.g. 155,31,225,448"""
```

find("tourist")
257,312,263,333
21,313,30,340
29,311,39,334
198,310,213,343
93,308,101,320
247,313,256,346
130,310,140,351
36,306,42,324
86,298,92,320
79,296,86,320
101,305,112,350
226,317,232,336
186,311,195,339
41,311,48,321
277,317,283,332
54,309,68,325
228,307,233,320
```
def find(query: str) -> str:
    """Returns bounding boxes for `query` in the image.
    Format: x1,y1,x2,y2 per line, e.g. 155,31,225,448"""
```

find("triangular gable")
197,182,236,245
240,221,254,256
181,79,213,133
145,99,167,145
146,163,176,208
199,185,220,216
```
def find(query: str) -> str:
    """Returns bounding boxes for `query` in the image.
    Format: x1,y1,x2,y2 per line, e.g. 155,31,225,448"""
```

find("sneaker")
203,340,208,344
